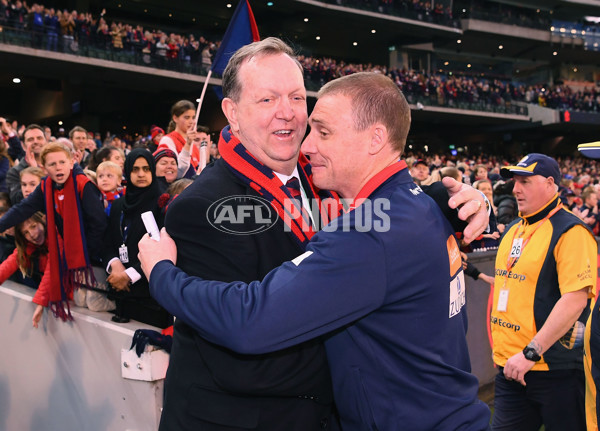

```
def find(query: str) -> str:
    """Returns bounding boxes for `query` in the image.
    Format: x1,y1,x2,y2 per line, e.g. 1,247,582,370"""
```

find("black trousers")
492,367,585,431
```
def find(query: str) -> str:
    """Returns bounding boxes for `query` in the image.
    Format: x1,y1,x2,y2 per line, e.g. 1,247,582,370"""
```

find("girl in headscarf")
103,148,172,328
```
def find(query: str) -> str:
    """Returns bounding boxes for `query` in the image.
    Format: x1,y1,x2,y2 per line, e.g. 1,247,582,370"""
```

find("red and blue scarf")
164,130,200,173
218,126,343,248
42,166,96,321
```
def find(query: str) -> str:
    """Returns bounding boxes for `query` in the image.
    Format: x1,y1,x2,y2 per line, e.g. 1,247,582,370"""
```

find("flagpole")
192,0,260,175
194,69,212,129
194,69,212,174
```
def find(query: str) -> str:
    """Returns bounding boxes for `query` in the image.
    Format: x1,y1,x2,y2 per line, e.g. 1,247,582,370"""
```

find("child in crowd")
0,212,50,326
157,178,193,214
96,161,125,216
166,178,193,196
0,142,107,320
20,166,45,200
157,100,200,178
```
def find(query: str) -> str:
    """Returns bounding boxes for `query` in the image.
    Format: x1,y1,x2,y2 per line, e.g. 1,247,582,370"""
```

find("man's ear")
221,98,239,133
368,124,388,155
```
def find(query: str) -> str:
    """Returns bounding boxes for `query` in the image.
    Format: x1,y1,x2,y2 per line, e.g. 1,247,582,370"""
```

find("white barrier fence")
0,280,164,431
0,250,500,431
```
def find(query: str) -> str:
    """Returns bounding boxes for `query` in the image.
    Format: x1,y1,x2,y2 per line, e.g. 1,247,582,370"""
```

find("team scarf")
42,166,96,321
102,188,124,204
165,130,200,173
218,126,343,248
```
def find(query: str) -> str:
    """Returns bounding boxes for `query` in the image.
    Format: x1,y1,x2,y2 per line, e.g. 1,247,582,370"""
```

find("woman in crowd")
157,99,200,178
153,148,178,192
88,145,125,173
103,148,172,328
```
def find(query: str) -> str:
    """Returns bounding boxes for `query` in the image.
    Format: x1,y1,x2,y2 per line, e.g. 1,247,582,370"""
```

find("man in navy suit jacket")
140,70,491,430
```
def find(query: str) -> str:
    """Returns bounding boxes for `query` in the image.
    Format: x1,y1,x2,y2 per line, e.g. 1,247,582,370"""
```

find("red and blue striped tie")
286,177,311,226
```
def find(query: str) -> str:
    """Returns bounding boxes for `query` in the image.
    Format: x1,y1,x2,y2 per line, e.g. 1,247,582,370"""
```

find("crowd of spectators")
461,0,552,31
301,56,600,113
1,109,600,333
0,113,222,328
0,0,221,73
324,0,457,28
2,1,600,114
406,151,600,248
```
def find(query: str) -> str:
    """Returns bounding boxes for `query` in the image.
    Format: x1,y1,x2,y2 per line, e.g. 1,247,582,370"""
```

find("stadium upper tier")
2,0,600,148
2,16,600,117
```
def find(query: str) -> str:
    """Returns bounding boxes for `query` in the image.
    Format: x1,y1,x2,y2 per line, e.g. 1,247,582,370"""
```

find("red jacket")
0,242,61,307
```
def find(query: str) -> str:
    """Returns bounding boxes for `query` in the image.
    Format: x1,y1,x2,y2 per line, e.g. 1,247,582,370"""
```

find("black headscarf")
122,148,161,215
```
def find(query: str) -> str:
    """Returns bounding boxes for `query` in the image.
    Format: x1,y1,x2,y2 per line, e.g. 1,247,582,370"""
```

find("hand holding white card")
141,211,160,242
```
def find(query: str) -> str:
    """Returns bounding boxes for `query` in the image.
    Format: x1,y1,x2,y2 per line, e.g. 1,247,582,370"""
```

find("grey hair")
222,37,303,102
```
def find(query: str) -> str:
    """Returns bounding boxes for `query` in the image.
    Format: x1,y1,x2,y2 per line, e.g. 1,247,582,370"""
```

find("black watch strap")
522,346,542,362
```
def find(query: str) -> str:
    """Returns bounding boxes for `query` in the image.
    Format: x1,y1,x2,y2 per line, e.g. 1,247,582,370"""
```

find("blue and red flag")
211,0,261,75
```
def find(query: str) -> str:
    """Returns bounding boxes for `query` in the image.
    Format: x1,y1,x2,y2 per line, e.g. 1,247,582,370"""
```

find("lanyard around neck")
505,203,563,276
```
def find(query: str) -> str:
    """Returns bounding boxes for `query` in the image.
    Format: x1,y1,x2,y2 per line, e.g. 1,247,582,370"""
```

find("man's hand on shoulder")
444,177,489,244
138,228,178,280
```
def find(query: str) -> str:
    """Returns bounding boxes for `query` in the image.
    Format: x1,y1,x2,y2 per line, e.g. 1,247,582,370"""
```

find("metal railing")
0,25,212,76
0,24,528,117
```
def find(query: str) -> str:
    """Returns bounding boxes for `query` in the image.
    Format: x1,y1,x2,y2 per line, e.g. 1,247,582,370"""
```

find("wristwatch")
522,346,542,362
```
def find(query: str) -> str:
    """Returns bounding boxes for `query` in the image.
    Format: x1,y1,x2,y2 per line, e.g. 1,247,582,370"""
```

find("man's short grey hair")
222,37,303,102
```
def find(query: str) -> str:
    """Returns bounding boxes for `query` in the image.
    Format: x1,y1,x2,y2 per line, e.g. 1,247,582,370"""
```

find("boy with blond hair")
96,160,124,216
19,166,45,200
0,141,107,319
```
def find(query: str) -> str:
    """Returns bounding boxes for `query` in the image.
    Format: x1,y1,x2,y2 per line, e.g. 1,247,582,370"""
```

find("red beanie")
151,126,165,140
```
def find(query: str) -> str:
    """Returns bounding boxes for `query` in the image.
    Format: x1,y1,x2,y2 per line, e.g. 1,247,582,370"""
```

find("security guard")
492,153,596,431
